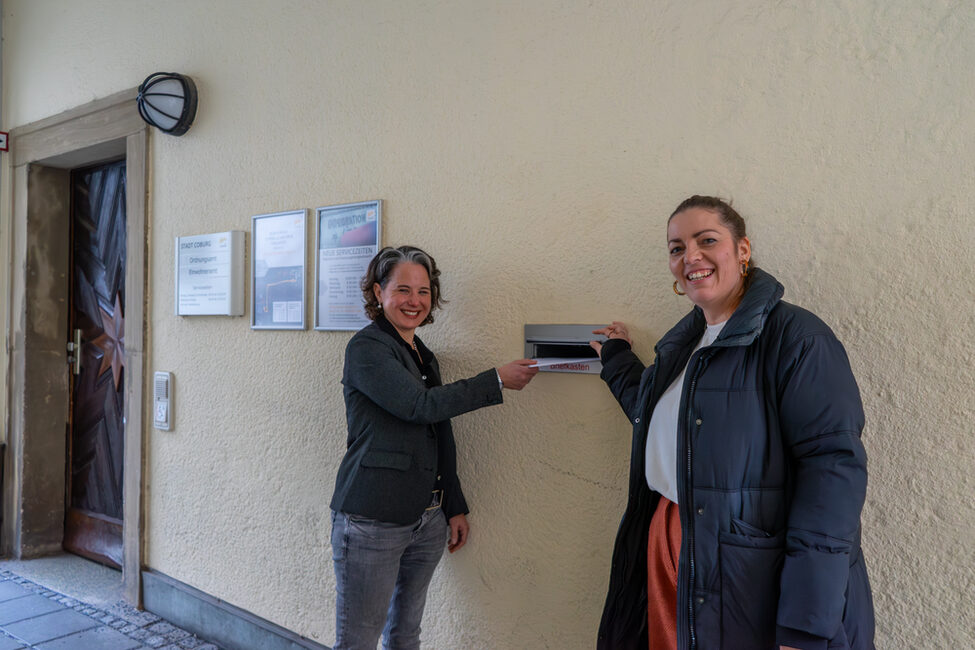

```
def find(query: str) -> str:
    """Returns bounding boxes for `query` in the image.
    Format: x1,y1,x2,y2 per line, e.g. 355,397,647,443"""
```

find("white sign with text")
175,231,245,316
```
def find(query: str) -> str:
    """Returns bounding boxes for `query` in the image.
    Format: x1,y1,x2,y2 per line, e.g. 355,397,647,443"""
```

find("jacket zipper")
682,354,706,650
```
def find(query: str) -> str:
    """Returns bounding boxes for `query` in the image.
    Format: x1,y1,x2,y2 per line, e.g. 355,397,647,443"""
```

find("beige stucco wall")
3,1,974,647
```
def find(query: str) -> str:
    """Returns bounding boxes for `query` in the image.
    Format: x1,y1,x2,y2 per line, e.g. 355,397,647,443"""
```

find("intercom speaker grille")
154,374,169,399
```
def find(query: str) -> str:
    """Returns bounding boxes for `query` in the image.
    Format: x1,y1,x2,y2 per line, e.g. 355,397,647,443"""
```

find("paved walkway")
0,569,221,650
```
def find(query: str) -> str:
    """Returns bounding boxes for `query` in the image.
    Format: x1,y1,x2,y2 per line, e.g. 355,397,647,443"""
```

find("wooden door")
64,159,126,568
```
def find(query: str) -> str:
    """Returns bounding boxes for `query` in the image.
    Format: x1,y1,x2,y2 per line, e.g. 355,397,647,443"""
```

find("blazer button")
634,417,641,424
422,375,427,380
695,418,702,426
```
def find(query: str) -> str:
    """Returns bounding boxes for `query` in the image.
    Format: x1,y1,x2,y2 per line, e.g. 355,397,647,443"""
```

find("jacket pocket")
730,518,775,541
718,528,785,649
360,449,412,471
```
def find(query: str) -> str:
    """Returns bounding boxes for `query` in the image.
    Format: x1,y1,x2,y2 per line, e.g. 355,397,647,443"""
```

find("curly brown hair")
361,246,444,325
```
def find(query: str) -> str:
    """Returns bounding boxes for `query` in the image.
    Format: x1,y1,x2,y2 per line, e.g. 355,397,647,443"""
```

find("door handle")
66,328,82,375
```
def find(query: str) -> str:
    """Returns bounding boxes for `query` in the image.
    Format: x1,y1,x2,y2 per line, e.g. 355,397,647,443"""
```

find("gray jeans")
331,505,447,650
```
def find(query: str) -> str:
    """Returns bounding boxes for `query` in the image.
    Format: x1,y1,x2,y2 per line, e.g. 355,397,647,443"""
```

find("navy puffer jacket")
596,268,874,650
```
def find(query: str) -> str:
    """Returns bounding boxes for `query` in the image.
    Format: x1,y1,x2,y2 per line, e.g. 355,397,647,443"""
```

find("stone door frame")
3,88,148,605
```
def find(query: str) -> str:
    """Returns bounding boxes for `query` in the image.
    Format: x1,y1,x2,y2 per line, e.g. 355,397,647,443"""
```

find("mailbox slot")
524,324,606,374
532,343,597,358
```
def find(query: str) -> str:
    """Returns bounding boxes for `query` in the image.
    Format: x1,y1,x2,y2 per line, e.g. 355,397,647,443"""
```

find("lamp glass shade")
137,72,198,136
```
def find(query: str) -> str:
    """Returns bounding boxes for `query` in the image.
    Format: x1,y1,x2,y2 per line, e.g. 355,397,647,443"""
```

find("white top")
645,320,727,503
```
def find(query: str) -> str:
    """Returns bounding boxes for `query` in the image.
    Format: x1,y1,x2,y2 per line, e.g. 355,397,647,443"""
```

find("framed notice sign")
175,231,245,316
252,209,307,330
314,200,382,331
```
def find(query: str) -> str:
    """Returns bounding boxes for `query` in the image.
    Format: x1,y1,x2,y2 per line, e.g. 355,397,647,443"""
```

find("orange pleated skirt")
647,496,681,650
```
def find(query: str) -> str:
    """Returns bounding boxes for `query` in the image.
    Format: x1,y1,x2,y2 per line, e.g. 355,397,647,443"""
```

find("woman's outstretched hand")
497,359,540,390
590,321,632,355
448,514,469,553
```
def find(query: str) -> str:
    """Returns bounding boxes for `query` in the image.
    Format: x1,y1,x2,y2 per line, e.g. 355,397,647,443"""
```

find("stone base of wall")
142,569,329,650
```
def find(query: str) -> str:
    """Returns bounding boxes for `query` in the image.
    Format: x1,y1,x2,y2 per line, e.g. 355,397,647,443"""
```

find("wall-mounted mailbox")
524,324,606,374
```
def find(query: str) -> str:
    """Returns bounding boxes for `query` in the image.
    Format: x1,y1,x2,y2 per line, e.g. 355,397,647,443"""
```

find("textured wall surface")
3,1,974,647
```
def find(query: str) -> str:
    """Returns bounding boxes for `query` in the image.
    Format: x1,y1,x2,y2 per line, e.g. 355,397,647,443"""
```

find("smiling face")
667,207,751,324
373,262,432,340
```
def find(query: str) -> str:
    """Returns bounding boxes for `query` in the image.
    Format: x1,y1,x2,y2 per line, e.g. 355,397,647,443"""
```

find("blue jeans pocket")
343,513,413,550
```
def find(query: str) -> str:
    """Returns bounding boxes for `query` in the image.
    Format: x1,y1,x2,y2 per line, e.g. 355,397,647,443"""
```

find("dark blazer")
330,321,503,525
597,268,874,650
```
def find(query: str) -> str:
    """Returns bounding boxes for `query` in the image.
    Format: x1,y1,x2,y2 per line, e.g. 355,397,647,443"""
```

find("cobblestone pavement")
0,569,222,649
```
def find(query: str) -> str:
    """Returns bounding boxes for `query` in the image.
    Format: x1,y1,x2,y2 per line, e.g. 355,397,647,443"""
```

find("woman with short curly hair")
329,245,539,649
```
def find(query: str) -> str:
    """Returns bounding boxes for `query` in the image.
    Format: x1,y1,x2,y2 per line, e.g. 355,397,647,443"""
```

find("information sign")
252,210,307,329
175,231,244,316
314,200,382,330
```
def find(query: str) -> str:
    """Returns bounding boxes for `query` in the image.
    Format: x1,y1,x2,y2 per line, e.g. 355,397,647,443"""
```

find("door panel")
64,159,126,568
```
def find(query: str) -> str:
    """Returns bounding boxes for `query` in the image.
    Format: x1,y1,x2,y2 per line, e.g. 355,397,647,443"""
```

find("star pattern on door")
91,293,125,390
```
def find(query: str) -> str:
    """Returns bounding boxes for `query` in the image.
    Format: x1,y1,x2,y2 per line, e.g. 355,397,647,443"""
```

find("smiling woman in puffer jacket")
591,196,874,650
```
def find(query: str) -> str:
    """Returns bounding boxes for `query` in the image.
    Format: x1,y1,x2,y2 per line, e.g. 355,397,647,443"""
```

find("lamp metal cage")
137,72,198,136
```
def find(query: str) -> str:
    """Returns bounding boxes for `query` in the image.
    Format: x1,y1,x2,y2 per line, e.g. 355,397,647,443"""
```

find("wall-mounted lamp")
136,72,198,136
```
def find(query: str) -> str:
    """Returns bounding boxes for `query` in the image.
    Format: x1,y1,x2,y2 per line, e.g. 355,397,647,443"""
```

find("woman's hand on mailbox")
497,359,540,390
590,321,632,355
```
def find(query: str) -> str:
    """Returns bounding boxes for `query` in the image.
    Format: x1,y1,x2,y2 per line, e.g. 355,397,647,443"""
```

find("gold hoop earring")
673,280,686,296
740,259,750,277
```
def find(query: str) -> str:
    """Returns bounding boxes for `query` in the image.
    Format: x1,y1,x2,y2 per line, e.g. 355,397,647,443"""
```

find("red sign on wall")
0,131,8,152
